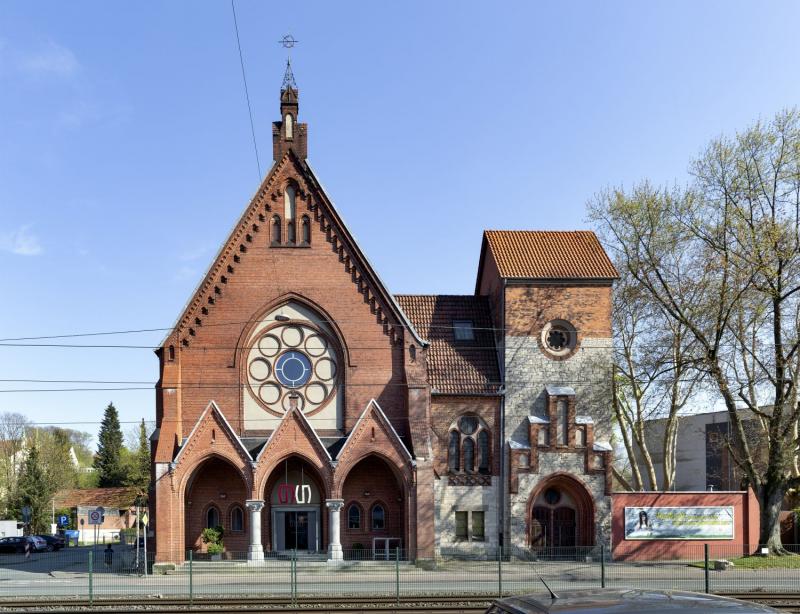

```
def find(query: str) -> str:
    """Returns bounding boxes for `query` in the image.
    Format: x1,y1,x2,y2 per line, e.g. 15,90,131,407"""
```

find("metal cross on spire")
279,35,298,90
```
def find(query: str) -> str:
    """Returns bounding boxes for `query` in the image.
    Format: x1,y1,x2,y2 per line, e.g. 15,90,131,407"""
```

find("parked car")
35,534,65,551
0,536,44,554
486,589,780,614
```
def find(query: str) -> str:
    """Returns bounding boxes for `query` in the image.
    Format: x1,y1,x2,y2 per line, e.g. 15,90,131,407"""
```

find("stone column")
326,499,344,562
245,500,265,562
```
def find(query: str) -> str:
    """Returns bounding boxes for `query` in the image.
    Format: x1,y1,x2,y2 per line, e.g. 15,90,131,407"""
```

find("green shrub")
201,526,224,545
207,542,224,555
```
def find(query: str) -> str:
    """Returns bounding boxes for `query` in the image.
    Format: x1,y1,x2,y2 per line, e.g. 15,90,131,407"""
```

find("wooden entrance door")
531,506,576,548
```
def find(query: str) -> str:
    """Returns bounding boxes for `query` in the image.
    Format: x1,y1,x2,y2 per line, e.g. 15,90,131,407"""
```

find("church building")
151,64,618,562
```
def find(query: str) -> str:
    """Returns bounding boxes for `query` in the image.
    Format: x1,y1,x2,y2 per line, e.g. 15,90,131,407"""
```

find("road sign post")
141,510,149,576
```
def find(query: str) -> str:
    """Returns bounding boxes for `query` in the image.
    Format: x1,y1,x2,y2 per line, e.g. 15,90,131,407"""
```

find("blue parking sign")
58,515,69,526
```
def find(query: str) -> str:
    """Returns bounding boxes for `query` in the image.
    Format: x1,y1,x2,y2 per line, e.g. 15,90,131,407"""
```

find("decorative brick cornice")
447,474,491,487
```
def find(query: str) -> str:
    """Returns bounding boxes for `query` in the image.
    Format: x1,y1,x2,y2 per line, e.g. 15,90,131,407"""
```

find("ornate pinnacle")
281,58,297,91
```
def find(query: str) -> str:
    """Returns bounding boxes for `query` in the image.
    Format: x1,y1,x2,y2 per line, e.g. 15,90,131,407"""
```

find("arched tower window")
301,215,311,244
285,113,293,139
285,186,296,244
271,215,282,244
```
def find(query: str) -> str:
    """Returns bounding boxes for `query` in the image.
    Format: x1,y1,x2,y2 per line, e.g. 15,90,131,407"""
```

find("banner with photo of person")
624,506,735,540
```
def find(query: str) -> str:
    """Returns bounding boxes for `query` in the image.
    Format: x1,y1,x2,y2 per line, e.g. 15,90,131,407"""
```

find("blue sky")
2,1,799,444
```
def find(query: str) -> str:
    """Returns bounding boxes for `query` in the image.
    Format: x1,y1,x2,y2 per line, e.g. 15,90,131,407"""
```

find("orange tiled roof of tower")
484,230,619,279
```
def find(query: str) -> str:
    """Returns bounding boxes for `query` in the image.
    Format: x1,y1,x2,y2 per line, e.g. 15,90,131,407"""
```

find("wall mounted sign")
277,483,312,505
624,506,734,540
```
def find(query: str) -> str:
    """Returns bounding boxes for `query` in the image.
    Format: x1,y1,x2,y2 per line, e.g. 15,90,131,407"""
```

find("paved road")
0,548,797,599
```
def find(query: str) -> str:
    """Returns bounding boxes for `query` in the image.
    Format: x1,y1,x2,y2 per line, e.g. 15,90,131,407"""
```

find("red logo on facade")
278,483,295,504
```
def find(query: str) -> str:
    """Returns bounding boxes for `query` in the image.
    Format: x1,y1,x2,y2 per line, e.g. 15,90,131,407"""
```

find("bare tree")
0,412,31,511
589,108,800,553
612,266,701,491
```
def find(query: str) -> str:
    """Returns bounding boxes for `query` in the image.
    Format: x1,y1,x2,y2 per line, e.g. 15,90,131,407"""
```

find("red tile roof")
54,487,142,510
484,230,618,280
395,295,501,394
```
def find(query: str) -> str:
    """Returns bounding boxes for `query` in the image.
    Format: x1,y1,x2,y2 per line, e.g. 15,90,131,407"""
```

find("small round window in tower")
541,320,577,357
543,487,561,505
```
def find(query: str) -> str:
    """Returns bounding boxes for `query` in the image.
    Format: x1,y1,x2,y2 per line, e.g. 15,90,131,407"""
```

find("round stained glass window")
274,351,312,388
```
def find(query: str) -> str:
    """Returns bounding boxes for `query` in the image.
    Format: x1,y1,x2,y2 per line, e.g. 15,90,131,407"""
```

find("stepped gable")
479,230,619,281
395,294,500,394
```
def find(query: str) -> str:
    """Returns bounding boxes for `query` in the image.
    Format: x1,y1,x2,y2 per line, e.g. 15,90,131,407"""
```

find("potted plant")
201,526,224,561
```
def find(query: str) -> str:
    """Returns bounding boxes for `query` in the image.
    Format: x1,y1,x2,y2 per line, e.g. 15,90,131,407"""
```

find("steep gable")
334,399,413,489
162,150,425,351
172,401,252,472
255,405,332,465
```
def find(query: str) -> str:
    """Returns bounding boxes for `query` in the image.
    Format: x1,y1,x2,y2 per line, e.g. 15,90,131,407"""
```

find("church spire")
282,58,297,91
273,44,307,161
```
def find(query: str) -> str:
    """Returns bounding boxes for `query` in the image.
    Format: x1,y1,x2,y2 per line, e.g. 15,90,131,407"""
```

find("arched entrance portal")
341,455,404,558
184,457,249,553
528,474,594,549
264,457,326,552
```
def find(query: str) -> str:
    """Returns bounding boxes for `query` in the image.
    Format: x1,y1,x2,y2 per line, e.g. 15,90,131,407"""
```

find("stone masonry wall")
434,477,500,553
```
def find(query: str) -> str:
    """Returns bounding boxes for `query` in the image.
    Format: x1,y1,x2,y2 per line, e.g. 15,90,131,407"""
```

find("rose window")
246,323,338,415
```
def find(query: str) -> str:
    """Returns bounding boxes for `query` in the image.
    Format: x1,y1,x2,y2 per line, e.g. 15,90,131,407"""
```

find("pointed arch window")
448,430,460,472
285,114,293,139
347,504,361,530
206,506,220,529
301,215,311,244
371,504,385,530
478,430,490,473
285,186,297,244
463,438,475,473
271,215,282,245
448,414,492,476
230,506,244,532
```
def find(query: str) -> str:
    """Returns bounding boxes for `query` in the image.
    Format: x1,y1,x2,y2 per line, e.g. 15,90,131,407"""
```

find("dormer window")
285,114,293,139
453,320,475,342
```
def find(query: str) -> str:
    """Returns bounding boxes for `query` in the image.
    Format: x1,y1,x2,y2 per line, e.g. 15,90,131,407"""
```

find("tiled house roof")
395,295,501,394
484,230,619,279
54,487,141,510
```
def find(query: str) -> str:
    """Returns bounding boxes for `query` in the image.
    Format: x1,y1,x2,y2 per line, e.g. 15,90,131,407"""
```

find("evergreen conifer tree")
125,419,151,493
94,403,125,487
12,440,53,534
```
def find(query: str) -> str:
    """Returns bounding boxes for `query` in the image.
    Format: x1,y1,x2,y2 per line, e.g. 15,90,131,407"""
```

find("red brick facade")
151,71,616,562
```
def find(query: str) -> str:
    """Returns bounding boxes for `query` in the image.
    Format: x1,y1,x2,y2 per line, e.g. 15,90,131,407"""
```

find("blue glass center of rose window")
275,351,312,388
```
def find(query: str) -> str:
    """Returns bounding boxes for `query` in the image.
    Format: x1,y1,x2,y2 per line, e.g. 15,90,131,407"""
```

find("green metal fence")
0,544,798,602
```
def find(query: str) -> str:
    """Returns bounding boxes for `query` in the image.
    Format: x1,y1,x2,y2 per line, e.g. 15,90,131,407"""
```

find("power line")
230,0,261,180
0,315,784,347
